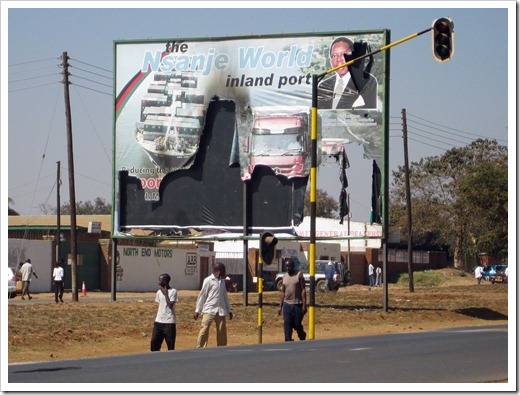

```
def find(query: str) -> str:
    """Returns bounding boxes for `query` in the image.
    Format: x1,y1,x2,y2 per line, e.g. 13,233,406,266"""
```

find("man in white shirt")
368,262,375,287
194,262,233,348
474,264,483,285
151,273,178,351
52,260,65,303
20,258,38,300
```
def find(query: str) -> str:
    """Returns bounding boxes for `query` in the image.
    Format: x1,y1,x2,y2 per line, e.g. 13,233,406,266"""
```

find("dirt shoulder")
7,269,508,364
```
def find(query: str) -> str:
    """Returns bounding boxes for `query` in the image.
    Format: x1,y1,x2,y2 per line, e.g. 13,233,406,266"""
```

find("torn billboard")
113,30,389,237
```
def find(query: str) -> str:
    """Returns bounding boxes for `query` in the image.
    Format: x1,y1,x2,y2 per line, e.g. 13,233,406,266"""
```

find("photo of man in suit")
318,37,378,110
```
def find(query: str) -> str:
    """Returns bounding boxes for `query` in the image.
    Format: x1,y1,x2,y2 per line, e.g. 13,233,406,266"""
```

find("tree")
303,188,339,219
54,197,112,215
390,139,507,267
8,198,20,216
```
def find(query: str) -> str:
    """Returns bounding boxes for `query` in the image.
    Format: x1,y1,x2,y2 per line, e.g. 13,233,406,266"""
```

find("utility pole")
61,51,79,302
402,108,414,292
56,161,61,265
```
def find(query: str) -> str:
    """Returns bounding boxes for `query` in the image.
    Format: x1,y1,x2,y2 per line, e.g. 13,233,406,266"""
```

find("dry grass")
8,268,508,363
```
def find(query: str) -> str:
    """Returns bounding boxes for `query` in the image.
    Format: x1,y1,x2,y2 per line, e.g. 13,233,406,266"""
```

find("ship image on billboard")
113,30,389,237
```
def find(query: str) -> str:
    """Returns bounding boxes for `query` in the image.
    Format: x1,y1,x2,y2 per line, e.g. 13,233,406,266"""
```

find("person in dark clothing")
278,258,307,341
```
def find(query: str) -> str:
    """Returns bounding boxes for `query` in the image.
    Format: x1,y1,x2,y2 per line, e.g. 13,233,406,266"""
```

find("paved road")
7,325,509,389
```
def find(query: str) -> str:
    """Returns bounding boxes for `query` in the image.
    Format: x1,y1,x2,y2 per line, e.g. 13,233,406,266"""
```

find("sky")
2,1,515,224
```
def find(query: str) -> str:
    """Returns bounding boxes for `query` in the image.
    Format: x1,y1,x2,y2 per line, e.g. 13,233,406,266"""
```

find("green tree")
55,197,112,215
390,139,507,267
8,198,20,216
304,188,339,219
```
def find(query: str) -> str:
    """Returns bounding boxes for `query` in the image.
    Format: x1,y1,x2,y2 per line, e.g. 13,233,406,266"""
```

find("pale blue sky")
3,2,514,221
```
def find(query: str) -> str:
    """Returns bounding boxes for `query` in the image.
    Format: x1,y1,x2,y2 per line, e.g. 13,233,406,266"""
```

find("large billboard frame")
112,29,390,240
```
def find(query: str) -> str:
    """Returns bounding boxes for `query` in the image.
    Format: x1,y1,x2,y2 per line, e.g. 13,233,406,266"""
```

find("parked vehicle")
275,260,348,292
7,267,21,299
481,264,507,281
490,267,508,284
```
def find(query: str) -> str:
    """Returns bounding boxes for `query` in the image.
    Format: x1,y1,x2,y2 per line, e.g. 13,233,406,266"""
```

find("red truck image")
243,112,310,180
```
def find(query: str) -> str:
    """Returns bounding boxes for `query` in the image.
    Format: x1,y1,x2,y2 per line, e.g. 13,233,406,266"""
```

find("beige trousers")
196,313,227,348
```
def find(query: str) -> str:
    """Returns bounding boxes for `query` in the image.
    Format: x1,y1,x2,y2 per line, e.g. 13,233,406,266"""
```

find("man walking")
278,257,307,342
474,264,483,285
194,263,233,348
53,260,65,303
20,258,38,300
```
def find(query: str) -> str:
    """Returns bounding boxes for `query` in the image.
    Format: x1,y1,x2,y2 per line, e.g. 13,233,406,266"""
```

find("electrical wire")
72,84,112,165
70,82,112,96
70,65,113,80
70,73,112,88
8,57,59,67
69,57,112,74
407,112,507,144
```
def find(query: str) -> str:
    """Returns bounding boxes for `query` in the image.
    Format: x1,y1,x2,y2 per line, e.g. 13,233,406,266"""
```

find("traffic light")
432,17,455,62
260,232,278,265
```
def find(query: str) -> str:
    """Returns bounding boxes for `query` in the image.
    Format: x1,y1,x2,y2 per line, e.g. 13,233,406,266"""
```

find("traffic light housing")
432,17,455,62
260,232,278,265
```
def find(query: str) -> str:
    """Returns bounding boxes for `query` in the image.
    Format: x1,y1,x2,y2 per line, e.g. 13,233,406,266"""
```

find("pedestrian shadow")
454,307,508,321
261,302,508,321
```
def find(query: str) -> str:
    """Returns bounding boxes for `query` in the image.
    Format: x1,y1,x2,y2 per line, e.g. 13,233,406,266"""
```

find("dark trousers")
54,281,64,302
282,303,306,342
150,322,176,351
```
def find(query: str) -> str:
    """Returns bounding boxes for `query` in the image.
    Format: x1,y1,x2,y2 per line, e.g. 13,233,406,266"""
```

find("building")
8,214,448,292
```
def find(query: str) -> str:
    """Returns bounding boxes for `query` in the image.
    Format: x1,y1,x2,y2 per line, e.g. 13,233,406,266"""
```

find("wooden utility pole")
56,161,61,264
402,108,414,292
61,52,79,302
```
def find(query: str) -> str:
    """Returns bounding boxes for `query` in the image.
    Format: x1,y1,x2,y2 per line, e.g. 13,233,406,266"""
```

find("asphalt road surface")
6,324,509,390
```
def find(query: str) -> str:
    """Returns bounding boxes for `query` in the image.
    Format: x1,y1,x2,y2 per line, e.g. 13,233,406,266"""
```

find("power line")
71,73,112,88
70,65,113,80
9,64,58,76
407,136,447,152
69,57,112,74
71,82,112,96
72,84,112,165
8,81,61,93
8,57,59,67
408,125,470,146
9,72,60,84
407,112,507,144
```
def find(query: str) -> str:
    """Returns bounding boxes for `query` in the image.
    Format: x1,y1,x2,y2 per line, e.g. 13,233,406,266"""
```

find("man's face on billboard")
331,41,352,77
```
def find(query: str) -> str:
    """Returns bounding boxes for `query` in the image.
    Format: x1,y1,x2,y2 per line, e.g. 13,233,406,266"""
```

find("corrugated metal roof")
8,215,111,232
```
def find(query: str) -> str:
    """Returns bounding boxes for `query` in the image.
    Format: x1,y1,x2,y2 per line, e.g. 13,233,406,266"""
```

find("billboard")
113,30,389,237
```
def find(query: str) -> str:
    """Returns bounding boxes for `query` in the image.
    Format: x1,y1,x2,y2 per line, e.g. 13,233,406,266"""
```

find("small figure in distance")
474,264,483,285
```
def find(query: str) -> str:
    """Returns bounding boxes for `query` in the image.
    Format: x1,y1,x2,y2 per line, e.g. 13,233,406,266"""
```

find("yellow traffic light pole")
309,24,443,339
